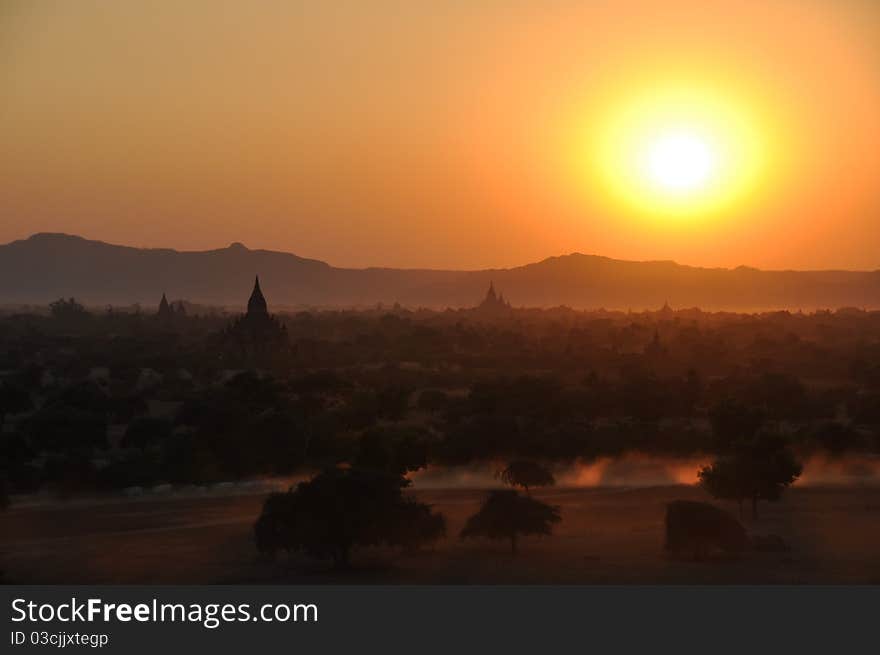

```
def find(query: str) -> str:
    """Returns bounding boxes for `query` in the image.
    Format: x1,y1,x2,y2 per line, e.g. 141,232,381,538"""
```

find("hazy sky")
2,1,879,270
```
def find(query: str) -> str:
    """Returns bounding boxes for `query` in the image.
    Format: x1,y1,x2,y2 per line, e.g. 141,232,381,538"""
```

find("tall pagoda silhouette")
158,293,172,319
247,276,269,317
218,276,289,365
156,292,186,324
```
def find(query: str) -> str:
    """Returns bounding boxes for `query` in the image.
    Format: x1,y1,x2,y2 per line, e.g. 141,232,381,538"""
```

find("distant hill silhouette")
1,233,878,310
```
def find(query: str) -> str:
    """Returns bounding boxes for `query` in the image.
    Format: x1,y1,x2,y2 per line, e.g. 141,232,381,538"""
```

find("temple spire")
247,276,268,317
158,292,171,318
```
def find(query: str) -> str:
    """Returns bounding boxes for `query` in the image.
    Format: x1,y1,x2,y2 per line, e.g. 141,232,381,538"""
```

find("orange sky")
2,1,879,270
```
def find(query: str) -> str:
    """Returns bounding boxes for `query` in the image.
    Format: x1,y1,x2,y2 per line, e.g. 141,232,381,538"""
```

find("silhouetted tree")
747,372,808,420
253,468,444,568
698,434,802,519
497,460,555,494
0,430,38,494
0,474,9,510
664,500,749,559
681,369,703,415
0,382,32,428
0,473,8,581
619,370,668,421
26,405,108,453
254,490,297,558
460,489,561,554
43,454,99,497
387,499,446,552
698,459,750,518
376,385,412,421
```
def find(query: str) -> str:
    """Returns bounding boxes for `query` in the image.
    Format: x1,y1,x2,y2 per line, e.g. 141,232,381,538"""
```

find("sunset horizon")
4,230,880,274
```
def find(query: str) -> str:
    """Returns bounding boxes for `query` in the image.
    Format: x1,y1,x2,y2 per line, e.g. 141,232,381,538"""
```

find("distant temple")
218,276,289,364
156,292,186,323
477,281,512,313
247,276,269,317
158,293,171,318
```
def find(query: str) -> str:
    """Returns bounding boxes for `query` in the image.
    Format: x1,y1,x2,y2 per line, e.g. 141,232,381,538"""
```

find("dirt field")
3,485,880,584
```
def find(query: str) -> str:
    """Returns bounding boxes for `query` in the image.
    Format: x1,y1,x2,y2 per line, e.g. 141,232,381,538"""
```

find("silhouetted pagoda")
156,292,186,324
658,300,674,318
476,281,512,313
158,293,172,319
218,276,289,365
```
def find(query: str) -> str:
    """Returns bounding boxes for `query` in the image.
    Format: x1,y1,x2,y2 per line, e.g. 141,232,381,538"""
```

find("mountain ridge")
1,233,878,310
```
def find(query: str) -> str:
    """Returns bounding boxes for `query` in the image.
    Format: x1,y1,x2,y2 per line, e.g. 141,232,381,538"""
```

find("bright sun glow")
583,81,771,222
642,130,717,194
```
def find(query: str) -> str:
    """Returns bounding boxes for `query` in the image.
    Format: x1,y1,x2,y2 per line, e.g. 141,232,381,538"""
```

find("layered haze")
1,233,877,310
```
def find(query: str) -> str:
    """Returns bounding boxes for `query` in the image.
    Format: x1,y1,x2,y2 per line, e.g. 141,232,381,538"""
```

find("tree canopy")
0,382,32,426
254,468,445,567
460,489,561,554
699,433,802,519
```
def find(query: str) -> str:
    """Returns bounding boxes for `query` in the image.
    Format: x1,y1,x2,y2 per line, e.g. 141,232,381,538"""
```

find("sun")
583,81,769,221
641,129,717,194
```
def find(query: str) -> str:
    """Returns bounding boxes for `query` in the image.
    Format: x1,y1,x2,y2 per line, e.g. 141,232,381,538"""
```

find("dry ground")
2,485,880,584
